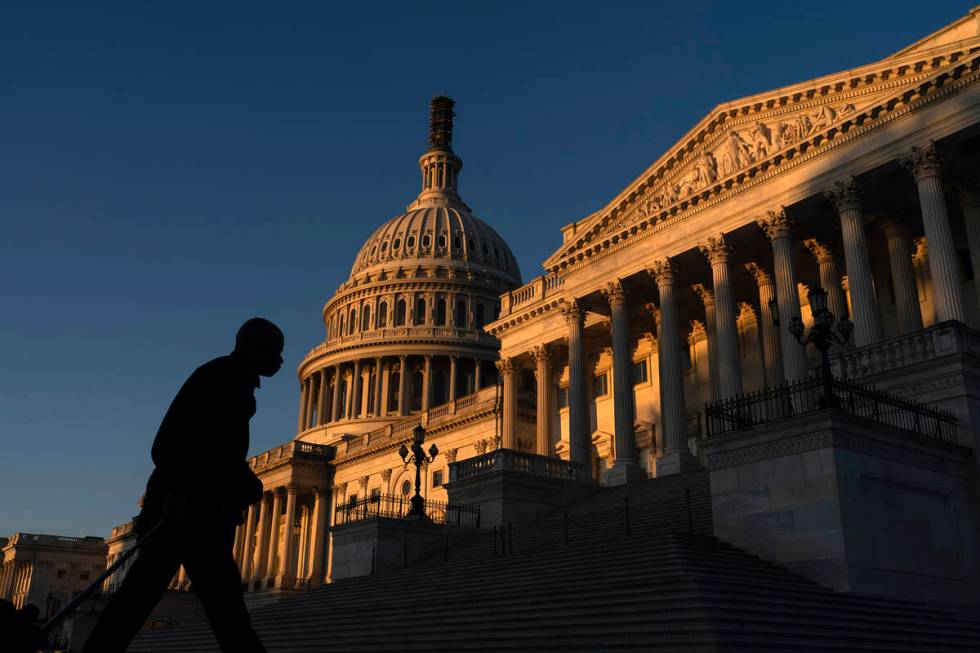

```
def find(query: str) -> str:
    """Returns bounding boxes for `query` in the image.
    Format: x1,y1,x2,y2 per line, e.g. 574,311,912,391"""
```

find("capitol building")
10,8,980,648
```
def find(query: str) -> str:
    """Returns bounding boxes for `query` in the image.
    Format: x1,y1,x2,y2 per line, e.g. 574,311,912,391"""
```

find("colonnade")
298,355,493,431
233,484,331,590
496,142,979,477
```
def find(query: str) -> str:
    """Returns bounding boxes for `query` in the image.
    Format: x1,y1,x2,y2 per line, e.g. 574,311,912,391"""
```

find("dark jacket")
140,354,264,532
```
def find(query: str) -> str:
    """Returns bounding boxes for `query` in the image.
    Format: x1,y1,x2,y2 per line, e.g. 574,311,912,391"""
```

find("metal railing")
334,494,481,528
449,449,592,483
705,375,958,444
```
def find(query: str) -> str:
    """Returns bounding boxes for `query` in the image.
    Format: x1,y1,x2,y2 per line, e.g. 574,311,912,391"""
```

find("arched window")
435,298,447,326
362,306,371,331
455,300,467,327
378,301,388,328
475,304,485,329
415,296,426,325
389,371,400,411
395,299,406,326
349,309,357,335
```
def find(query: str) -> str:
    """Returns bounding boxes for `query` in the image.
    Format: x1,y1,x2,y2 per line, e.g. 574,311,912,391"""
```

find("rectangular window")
632,360,648,385
370,488,381,500
557,385,568,409
593,373,609,398
432,469,444,488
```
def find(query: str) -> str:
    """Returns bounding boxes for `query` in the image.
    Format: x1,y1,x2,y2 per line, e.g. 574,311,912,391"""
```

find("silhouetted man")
82,318,284,653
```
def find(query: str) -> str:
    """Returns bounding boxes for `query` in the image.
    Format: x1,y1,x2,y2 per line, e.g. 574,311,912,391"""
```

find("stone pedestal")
446,451,595,527
654,449,700,477
702,410,978,604
330,518,462,581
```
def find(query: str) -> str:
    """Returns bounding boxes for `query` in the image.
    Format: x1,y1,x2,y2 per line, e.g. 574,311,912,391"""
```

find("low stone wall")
702,410,978,603
330,518,470,581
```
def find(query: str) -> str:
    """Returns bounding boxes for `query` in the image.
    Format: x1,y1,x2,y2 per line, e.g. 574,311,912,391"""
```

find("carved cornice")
530,345,552,365
495,357,516,376
647,259,675,287
756,207,792,241
559,299,584,325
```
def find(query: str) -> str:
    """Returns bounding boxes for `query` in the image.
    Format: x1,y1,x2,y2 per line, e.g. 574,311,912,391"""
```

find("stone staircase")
129,471,980,651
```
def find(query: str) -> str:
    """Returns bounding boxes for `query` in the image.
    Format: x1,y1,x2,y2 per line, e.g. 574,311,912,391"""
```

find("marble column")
531,346,552,457
602,280,643,485
397,355,408,416
562,300,591,467
278,484,298,587
177,565,188,589
757,208,809,382
232,523,244,569
251,493,272,583
297,380,307,432
498,357,517,450
824,177,882,346
265,489,283,581
330,364,342,422
350,359,362,418
240,502,258,580
473,358,482,391
648,259,697,475
700,234,743,399
691,284,720,401
305,378,317,429
373,357,384,416
802,239,849,322
422,355,433,410
879,220,923,334
449,355,458,402
308,486,330,585
745,263,784,388
901,143,966,322
316,370,328,426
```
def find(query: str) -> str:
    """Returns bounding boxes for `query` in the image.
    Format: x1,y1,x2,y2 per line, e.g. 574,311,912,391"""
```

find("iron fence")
334,494,481,528
705,375,958,444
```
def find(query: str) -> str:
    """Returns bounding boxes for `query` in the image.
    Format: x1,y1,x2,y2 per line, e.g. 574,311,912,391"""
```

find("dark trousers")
81,514,266,653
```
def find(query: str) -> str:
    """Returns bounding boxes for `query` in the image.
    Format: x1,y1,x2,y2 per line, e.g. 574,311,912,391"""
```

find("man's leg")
81,524,181,653
183,525,267,653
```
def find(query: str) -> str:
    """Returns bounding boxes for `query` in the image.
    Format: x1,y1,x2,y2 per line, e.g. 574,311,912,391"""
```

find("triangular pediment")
545,8,980,271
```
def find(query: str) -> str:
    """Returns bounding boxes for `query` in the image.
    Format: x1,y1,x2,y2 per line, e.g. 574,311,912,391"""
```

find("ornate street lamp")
398,424,438,518
783,287,854,407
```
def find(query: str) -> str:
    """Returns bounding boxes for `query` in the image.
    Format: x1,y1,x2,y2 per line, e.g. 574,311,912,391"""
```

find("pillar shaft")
603,281,643,484
758,209,808,382
350,360,362,418
745,263,784,388
251,494,271,582
278,485,298,585
701,236,742,398
532,347,551,456
825,178,882,346
308,487,330,585
373,357,384,416
498,358,517,449
474,358,482,391
265,490,283,579
241,502,258,580
449,356,458,402
330,365,341,422
297,380,307,433
959,189,980,314
316,370,328,426
882,221,923,334
902,144,966,322
397,356,408,416
563,301,590,466
692,286,720,401
422,355,433,410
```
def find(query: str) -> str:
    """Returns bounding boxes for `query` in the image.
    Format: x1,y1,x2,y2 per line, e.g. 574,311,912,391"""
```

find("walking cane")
40,516,170,638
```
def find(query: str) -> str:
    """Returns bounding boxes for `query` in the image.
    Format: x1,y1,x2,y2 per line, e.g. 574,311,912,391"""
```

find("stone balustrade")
835,320,980,380
449,449,590,483
248,441,334,473
500,273,565,316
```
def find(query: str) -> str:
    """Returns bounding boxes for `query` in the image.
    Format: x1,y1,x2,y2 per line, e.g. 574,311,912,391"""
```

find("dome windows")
468,238,475,251
380,241,389,252
393,237,402,250
453,236,461,250
421,233,432,249
407,235,416,248
438,234,447,248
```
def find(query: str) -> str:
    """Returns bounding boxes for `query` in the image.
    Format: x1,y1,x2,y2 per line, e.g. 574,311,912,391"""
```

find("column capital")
823,176,862,213
698,233,731,264
559,299,583,324
332,483,346,495
445,447,459,463
380,468,392,482
647,258,675,287
691,283,714,307
802,238,834,264
286,482,298,494
743,262,773,286
358,476,369,490
529,345,552,364
756,207,792,240
688,319,707,344
495,357,516,376
599,279,627,307
913,235,929,262
643,302,661,325
899,140,942,182
313,485,329,497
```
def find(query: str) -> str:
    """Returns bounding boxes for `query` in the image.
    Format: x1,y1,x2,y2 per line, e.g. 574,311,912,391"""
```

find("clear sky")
1,1,972,537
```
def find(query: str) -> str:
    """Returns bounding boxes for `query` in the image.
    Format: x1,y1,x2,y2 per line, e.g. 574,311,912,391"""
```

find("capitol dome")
294,97,522,441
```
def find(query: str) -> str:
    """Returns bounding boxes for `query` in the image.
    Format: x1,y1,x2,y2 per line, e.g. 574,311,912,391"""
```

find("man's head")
234,318,284,377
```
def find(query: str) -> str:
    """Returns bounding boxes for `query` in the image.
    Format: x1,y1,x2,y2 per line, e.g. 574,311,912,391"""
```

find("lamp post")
398,424,438,518
771,287,853,407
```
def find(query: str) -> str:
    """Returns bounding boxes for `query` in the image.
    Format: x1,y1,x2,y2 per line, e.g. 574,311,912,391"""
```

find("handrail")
705,374,958,443
334,494,481,529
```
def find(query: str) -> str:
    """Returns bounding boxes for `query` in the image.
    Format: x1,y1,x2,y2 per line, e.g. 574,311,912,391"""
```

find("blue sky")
1,1,972,536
